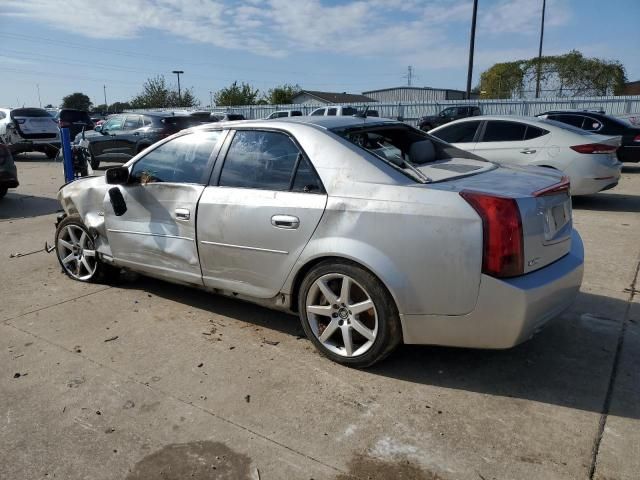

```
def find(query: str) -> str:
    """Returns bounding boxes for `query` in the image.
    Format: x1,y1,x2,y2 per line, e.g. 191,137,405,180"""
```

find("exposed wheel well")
136,143,151,153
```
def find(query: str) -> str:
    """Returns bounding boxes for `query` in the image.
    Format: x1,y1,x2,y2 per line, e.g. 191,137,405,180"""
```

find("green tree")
61,92,92,111
213,81,260,106
92,104,108,113
263,83,301,104
109,101,132,113
44,103,54,109
478,50,627,98
130,75,199,109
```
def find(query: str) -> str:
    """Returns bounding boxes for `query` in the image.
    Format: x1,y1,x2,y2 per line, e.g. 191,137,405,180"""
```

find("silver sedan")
55,116,584,367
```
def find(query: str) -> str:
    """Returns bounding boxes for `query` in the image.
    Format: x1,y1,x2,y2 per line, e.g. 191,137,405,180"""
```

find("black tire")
136,144,150,155
55,214,119,283
298,260,402,368
45,147,58,159
420,124,433,132
0,187,7,199
90,154,100,170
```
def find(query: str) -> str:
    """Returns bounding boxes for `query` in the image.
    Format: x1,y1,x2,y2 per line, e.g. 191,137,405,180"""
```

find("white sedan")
429,115,622,195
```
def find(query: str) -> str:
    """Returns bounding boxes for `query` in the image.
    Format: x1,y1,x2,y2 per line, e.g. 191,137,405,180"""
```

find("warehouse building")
291,90,376,105
362,86,475,102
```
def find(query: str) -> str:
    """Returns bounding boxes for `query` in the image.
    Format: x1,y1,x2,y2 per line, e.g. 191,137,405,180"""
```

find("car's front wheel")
55,215,118,283
298,260,402,368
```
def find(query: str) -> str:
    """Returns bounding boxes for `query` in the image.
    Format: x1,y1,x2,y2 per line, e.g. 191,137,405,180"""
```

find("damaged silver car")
55,117,584,367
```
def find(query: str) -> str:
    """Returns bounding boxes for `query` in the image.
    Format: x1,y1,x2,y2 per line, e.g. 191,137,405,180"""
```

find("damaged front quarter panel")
57,177,112,256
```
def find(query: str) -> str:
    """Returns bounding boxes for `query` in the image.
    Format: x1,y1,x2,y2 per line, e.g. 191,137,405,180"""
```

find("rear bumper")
0,171,19,188
8,139,60,153
401,230,584,348
567,157,622,195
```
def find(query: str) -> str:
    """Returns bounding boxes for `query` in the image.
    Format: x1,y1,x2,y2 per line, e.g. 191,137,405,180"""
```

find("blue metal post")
60,127,74,182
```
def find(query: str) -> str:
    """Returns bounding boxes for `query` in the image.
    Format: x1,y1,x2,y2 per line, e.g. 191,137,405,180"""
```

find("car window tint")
124,116,142,129
292,156,322,193
0,112,5,120
142,116,153,126
524,125,548,140
582,117,602,131
103,116,124,131
130,131,221,184
441,107,456,117
219,130,300,191
327,108,337,116
554,114,584,128
482,121,527,142
433,121,480,143
291,111,303,116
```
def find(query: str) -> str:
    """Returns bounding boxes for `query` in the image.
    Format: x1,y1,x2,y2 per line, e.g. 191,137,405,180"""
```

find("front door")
104,130,224,284
197,129,327,298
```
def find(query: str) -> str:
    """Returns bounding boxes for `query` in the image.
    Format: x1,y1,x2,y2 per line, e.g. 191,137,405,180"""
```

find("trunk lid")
10,108,58,139
429,161,572,274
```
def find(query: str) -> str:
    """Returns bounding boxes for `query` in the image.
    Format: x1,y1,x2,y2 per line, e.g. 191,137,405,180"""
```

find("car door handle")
132,132,140,136
520,148,536,154
175,208,190,220
271,215,299,229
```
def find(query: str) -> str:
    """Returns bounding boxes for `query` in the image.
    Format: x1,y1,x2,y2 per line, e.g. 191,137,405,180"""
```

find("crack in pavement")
588,255,640,480
1,319,346,477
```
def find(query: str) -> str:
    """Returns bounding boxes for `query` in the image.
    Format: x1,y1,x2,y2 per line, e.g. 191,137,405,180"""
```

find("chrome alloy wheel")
305,273,379,357
57,224,97,281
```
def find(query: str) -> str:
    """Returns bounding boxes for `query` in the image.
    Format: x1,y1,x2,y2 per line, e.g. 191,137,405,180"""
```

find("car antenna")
354,105,369,119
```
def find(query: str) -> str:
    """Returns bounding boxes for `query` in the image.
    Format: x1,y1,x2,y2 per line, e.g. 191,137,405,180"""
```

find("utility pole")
407,66,413,86
535,0,546,98
36,84,41,108
172,70,184,104
465,0,479,100
209,91,214,109
103,85,108,113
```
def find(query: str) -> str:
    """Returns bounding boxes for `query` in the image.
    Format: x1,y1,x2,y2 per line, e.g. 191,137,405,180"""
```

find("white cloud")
4,0,571,67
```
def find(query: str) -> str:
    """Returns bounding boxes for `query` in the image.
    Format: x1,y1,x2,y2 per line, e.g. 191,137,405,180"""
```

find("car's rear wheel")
45,147,58,159
298,260,402,368
55,215,118,283
89,153,100,170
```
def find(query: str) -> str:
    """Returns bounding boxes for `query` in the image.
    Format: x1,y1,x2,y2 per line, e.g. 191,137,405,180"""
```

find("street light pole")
103,85,108,113
172,70,184,104
209,91,214,109
535,0,546,98
465,0,479,100
36,84,41,108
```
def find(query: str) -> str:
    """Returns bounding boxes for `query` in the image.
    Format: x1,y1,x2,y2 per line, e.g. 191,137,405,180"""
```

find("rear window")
59,109,91,122
11,108,51,118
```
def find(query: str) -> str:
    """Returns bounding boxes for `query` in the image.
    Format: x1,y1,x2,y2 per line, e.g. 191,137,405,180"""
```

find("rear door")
474,120,550,165
429,120,481,151
197,129,327,298
104,130,224,284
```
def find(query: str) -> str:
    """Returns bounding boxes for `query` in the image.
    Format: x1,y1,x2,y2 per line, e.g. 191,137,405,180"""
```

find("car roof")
431,115,545,128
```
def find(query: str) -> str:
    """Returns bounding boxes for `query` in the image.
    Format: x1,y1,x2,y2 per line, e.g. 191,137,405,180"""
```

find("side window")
219,130,301,191
142,116,153,126
291,111,303,117
555,114,584,128
482,121,527,142
472,108,481,116
292,156,323,193
582,117,602,131
441,107,456,117
524,126,548,140
310,109,325,116
130,131,221,184
0,111,6,120
103,116,124,131
123,116,142,130
432,121,480,143
327,108,337,116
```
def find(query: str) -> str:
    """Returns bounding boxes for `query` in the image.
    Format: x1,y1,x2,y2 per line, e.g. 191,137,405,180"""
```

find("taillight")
460,191,524,278
570,143,617,154
533,176,570,197
633,134,640,143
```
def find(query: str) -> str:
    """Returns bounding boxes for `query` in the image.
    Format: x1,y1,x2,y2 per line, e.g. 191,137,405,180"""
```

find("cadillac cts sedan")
55,117,584,367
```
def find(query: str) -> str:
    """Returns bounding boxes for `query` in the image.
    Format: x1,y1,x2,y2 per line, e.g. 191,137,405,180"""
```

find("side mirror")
94,125,103,133
106,166,129,185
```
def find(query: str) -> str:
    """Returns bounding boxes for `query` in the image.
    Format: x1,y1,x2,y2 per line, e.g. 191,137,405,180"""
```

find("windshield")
331,124,482,183
538,118,599,136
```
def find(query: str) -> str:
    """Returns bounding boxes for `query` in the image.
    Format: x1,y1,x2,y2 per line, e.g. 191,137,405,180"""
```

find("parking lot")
1,154,638,479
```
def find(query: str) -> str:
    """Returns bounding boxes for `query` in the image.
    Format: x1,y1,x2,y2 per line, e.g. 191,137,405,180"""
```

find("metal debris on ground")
262,339,280,346
104,336,119,342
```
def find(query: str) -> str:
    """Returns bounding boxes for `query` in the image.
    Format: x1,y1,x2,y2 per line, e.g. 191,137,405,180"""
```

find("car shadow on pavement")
621,164,639,174
121,276,638,420
572,193,640,213
367,290,638,420
0,193,62,220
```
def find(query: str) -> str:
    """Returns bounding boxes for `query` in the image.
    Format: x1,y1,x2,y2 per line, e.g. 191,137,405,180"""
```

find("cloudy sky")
1,0,639,107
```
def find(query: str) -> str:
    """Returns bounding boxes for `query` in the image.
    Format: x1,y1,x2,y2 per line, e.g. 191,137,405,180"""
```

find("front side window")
130,131,221,184
124,116,142,130
219,130,302,191
432,121,480,143
103,116,124,131
481,121,528,142
327,108,337,116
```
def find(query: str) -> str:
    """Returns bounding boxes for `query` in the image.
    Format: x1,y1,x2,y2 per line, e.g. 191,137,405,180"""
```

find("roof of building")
293,90,376,103
362,86,466,94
